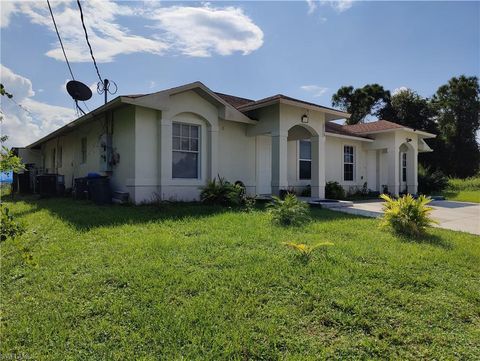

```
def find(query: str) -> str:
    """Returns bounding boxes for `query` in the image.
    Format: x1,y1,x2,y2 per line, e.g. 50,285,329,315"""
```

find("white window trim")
298,139,312,181
80,137,87,164
342,144,356,183
401,152,407,183
172,122,201,180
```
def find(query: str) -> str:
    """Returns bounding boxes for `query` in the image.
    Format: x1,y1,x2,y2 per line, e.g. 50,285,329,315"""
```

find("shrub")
325,181,345,200
200,176,244,206
418,166,448,194
1,204,24,242
300,185,311,197
380,194,437,237
283,241,334,262
279,187,296,199
267,194,310,226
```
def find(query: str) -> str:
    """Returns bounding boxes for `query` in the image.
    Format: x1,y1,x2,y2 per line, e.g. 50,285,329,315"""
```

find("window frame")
343,145,355,182
58,146,63,168
172,122,201,179
402,152,407,182
52,148,56,169
298,139,312,180
80,137,87,164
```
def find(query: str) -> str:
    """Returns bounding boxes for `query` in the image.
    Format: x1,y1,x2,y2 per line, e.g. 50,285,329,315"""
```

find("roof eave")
355,127,436,138
325,132,373,142
238,97,350,120
27,97,124,149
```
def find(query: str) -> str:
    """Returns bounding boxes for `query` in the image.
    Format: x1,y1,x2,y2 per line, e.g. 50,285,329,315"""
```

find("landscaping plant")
200,176,244,206
325,181,345,200
380,193,437,237
267,193,310,226
283,241,334,262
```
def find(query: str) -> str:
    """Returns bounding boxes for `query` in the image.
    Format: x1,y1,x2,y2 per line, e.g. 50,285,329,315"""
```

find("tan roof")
214,92,254,108
342,120,404,134
325,122,372,139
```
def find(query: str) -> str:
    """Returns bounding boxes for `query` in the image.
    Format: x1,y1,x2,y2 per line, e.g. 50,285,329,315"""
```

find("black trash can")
87,176,112,205
73,177,89,200
36,174,57,197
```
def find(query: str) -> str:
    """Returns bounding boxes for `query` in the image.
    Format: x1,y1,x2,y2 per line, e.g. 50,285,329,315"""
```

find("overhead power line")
46,0,75,80
76,0,103,83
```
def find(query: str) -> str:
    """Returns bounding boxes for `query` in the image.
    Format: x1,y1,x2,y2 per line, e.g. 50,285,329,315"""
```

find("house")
20,81,435,203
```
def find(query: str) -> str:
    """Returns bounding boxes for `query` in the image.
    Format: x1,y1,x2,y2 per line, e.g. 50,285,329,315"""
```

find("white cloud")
0,1,17,28
301,85,329,97
308,0,354,14
149,5,264,57
0,64,75,147
392,86,409,96
2,1,263,62
306,0,318,14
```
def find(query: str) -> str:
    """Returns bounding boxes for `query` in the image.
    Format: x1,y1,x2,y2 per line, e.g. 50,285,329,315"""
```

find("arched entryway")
398,141,415,194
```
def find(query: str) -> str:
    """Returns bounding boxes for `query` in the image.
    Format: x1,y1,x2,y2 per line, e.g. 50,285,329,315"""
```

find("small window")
402,153,407,182
52,148,56,169
58,146,63,168
299,140,311,180
343,145,355,181
172,123,200,179
81,137,87,164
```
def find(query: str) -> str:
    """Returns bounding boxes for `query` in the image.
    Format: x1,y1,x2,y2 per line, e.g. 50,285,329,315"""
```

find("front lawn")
1,197,479,360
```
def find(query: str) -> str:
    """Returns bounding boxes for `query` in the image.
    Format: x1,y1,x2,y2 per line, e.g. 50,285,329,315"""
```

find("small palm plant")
267,193,310,226
380,194,438,237
283,241,334,262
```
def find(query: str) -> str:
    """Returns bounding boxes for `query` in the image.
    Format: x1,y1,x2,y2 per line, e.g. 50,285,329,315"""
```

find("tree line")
331,75,480,178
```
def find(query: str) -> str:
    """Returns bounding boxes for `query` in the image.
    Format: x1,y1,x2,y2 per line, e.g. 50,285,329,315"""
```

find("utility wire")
76,0,103,83
46,0,75,80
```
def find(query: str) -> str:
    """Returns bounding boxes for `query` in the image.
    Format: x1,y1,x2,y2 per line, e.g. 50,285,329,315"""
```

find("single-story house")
20,81,435,203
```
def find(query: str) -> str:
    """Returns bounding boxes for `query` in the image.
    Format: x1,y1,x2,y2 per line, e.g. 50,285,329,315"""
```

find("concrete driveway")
333,200,480,235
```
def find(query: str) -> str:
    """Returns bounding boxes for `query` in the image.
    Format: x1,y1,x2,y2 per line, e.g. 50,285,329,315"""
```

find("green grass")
442,176,480,203
1,197,479,360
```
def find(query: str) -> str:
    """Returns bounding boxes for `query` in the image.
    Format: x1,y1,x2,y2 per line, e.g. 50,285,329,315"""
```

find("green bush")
200,176,244,206
1,204,24,242
447,176,480,191
418,166,448,194
325,181,345,200
380,194,437,237
267,194,310,226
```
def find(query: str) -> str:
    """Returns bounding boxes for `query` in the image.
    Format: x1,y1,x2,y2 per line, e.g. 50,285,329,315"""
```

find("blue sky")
1,1,479,147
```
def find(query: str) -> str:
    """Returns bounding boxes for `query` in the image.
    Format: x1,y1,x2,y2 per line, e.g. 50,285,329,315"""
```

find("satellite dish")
66,80,92,101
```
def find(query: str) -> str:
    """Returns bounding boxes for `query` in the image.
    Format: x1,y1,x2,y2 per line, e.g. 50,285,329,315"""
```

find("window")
402,153,407,182
299,140,311,180
343,145,355,181
172,123,199,179
81,137,87,164
58,146,63,168
52,148,56,169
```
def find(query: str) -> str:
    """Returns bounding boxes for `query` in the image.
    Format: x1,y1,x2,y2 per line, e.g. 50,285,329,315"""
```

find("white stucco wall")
325,135,369,194
217,119,256,193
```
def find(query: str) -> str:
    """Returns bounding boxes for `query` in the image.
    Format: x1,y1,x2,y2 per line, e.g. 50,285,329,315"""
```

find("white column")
387,146,400,196
409,143,418,195
159,118,172,193
207,127,219,180
271,134,288,195
311,135,325,199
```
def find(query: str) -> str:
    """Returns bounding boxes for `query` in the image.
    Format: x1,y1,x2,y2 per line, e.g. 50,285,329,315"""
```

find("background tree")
431,75,480,177
332,84,390,125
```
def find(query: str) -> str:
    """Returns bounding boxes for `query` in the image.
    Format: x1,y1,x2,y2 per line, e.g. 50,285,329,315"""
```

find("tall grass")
447,175,480,191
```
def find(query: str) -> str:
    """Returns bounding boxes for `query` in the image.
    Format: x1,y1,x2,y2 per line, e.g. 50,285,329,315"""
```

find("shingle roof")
236,93,348,115
214,92,254,108
342,120,404,134
325,122,371,139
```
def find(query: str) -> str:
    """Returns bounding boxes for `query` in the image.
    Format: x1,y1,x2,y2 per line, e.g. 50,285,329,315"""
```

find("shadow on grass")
7,195,241,231
397,232,453,250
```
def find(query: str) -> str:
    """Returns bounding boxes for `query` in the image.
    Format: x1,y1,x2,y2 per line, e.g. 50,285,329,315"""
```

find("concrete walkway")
332,200,480,235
